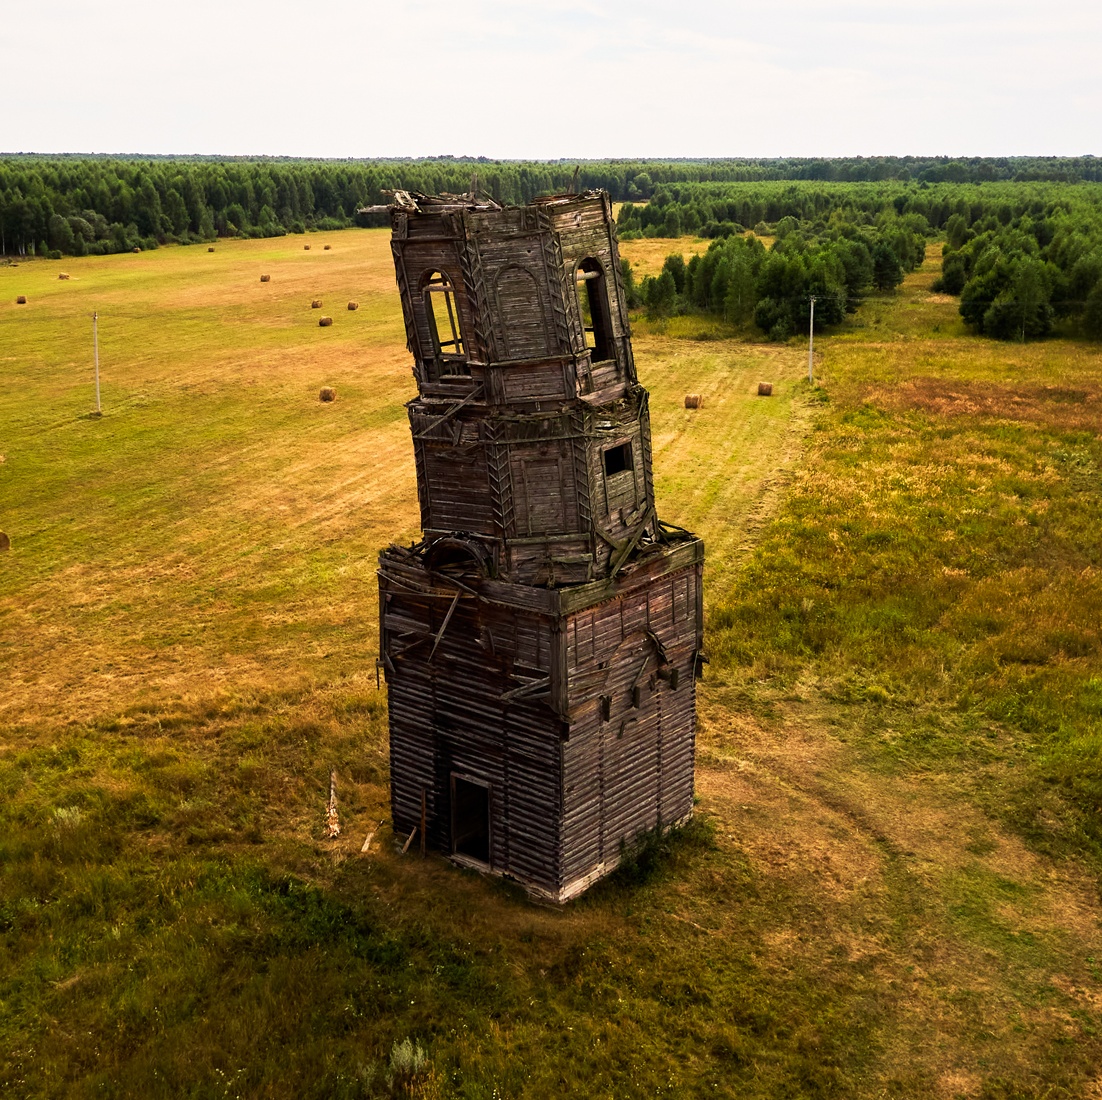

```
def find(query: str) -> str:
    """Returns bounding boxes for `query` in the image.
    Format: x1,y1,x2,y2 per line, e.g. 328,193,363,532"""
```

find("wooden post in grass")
93,311,102,415
807,296,816,385
326,770,341,837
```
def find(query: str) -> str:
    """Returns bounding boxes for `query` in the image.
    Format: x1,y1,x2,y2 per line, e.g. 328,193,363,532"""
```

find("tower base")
379,535,704,902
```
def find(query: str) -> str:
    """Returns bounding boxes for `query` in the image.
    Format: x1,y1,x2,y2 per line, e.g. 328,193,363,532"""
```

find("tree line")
615,179,1102,242
932,198,1102,341
627,211,927,340
4,155,1102,259
614,177,1102,344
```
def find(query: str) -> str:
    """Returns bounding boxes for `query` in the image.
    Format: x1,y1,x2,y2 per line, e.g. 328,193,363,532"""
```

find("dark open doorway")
451,776,491,865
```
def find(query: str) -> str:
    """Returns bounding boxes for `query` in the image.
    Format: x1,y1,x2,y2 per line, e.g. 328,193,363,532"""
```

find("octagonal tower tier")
390,189,656,586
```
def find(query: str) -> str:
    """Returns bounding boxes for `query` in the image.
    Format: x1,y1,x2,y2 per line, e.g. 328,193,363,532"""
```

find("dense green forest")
3,154,1102,259
628,212,927,339
619,178,1102,342
932,199,1102,341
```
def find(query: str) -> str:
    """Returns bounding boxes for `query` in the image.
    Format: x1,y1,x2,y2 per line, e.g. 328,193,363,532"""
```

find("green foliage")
945,212,971,249
955,234,1061,340
872,240,904,291
933,250,968,294
5,156,1102,259
619,257,641,308
635,206,919,338
931,183,1102,340
1084,280,1102,339
661,252,686,294
644,269,678,318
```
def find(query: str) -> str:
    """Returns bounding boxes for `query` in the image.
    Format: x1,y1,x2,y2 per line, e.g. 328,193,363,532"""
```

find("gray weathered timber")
379,190,705,902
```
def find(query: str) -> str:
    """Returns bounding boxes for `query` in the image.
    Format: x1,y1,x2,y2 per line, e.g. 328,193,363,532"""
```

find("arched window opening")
424,536,494,579
421,271,469,377
575,259,614,363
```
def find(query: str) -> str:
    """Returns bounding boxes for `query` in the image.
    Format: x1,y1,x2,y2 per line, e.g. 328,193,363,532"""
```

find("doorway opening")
451,776,491,865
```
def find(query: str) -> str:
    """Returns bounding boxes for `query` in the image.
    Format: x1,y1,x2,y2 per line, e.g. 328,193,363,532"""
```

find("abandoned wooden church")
378,188,704,902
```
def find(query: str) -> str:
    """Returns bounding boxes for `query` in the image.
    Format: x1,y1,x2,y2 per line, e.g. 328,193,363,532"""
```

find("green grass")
2,237,1102,1098
712,278,1102,864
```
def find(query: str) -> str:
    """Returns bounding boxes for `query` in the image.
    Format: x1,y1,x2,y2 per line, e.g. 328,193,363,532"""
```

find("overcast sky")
5,0,1099,159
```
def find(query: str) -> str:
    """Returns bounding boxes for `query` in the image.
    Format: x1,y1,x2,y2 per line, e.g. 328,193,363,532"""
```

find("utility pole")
93,311,102,415
807,295,816,384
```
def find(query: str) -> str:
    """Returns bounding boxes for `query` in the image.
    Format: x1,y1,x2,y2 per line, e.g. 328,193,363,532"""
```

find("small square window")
604,442,632,476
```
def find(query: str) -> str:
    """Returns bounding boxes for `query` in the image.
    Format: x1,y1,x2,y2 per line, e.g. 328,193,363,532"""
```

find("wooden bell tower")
378,189,704,902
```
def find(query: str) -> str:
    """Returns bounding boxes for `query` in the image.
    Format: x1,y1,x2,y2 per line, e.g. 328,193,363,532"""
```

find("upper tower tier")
389,190,636,409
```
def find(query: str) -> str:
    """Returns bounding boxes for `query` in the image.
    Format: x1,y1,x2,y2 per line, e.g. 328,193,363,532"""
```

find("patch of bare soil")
869,376,1102,433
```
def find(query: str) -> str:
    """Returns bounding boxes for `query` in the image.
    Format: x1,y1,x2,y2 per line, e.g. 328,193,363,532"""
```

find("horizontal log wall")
560,559,702,893
419,441,496,535
382,562,567,891
407,387,656,586
381,544,702,900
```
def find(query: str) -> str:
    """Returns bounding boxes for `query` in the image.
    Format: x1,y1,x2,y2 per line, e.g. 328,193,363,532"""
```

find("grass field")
2,233,1102,1099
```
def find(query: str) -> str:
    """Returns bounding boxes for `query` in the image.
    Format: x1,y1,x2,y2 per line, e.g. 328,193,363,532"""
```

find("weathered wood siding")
539,193,634,391
405,385,655,586
382,556,567,893
381,540,703,901
382,191,704,902
559,559,702,896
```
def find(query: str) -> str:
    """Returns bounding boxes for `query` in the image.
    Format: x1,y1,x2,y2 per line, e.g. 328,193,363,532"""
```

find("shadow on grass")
584,812,719,902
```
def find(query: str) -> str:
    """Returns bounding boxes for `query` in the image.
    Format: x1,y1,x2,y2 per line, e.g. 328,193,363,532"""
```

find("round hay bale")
260,274,271,282
684,394,702,409
208,246,215,253
0,531,9,551
758,382,773,397
133,246,141,253
311,299,322,308
319,316,333,327
15,295,26,304
347,301,358,311
324,244,332,251
58,272,70,280
304,244,311,250
319,387,336,403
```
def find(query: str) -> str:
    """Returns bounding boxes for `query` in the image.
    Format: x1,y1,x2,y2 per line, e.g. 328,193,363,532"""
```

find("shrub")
386,1037,429,1093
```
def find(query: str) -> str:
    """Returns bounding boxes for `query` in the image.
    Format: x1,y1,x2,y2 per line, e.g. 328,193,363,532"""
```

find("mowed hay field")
2,234,1102,1099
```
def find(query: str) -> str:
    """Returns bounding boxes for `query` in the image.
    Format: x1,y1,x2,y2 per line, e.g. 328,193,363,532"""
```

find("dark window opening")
424,537,493,579
576,259,614,363
604,441,632,477
422,271,469,378
452,776,490,864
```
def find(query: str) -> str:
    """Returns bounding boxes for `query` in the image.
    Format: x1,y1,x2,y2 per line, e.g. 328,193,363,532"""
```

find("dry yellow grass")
0,232,419,730
619,235,710,277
